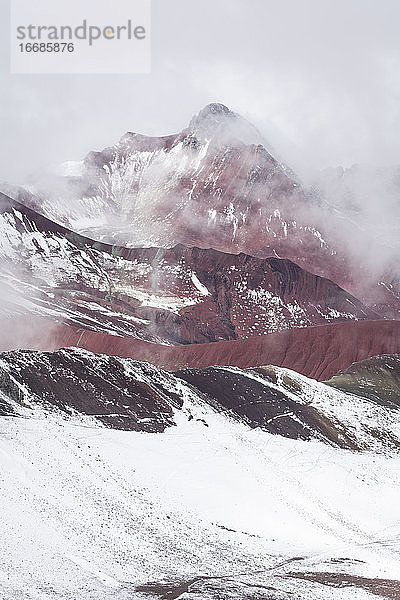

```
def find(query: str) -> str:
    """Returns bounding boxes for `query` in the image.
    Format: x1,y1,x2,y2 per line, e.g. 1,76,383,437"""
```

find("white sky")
1,0,400,182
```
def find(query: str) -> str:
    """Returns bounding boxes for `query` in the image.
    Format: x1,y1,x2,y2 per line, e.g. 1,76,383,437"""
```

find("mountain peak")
193,103,236,122
189,103,262,146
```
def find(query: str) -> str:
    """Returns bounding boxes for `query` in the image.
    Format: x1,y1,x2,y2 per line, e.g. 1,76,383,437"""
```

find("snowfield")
1,390,400,599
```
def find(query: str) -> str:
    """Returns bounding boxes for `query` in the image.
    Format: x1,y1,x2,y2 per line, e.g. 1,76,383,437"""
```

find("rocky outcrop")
0,348,183,431
175,365,361,449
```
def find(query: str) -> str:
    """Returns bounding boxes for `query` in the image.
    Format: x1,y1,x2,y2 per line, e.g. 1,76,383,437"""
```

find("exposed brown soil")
285,571,400,599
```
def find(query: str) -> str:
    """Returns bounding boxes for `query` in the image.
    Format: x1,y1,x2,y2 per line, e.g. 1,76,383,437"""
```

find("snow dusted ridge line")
1,347,400,453
1,347,400,598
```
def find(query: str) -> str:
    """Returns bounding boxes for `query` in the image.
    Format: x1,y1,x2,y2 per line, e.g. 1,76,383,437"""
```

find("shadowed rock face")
1,347,399,452
325,354,400,407
174,361,400,452
174,366,360,449
0,348,183,431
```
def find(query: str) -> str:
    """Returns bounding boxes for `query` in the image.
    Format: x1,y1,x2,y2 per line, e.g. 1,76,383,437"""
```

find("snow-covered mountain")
2,191,400,381
1,348,400,599
0,192,378,351
8,104,400,318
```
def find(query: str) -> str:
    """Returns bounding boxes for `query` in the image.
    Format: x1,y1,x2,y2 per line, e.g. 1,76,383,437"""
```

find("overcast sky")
1,0,400,183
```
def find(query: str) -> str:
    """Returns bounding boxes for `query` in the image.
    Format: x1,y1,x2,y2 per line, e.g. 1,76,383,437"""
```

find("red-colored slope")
15,319,398,381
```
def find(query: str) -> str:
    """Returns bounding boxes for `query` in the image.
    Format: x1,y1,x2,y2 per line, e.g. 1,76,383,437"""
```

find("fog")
1,0,400,184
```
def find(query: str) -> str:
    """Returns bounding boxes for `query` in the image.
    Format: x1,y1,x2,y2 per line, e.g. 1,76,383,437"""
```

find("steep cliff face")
0,192,377,353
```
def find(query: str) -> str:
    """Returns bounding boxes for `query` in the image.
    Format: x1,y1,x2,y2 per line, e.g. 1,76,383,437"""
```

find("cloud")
0,0,399,183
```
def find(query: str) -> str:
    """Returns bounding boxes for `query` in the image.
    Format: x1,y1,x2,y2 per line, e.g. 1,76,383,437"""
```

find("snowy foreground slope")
1,349,400,599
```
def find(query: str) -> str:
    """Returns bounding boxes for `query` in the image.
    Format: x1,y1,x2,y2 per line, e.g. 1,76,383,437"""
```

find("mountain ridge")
6,103,399,319
0,191,379,353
